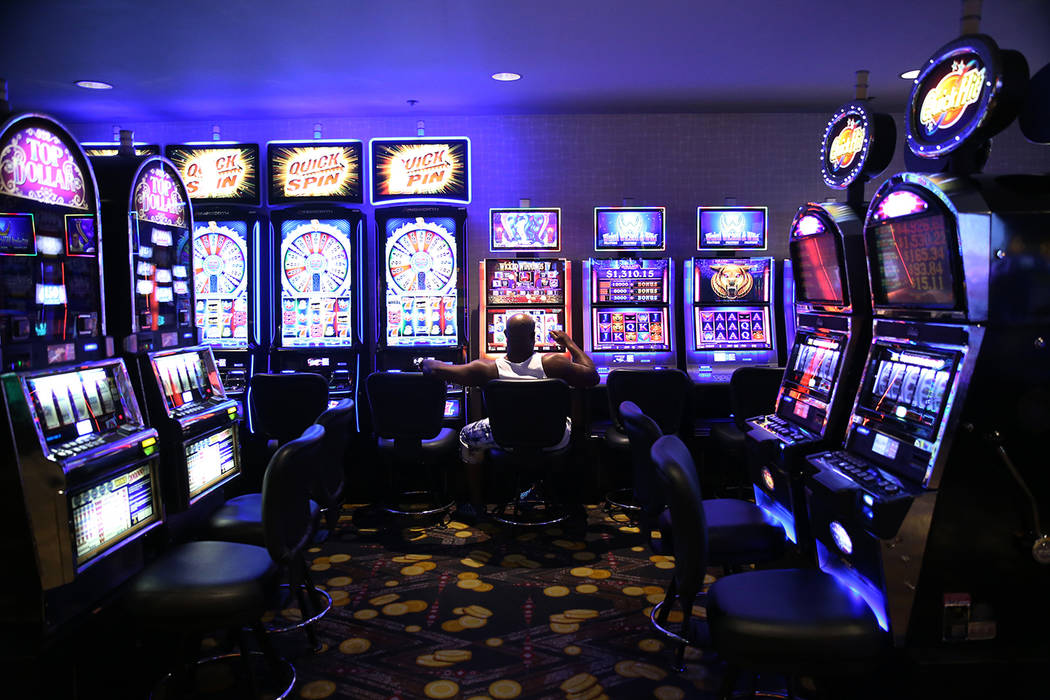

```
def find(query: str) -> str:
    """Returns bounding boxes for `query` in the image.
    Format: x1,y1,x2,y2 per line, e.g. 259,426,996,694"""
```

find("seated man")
421,313,599,519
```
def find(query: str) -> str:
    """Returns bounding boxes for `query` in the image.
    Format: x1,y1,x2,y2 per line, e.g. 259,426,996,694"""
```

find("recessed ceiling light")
75,80,113,90
899,69,920,80
491,72,521,82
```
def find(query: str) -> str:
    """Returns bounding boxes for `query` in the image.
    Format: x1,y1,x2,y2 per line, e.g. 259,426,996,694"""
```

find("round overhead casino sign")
820,101,895,190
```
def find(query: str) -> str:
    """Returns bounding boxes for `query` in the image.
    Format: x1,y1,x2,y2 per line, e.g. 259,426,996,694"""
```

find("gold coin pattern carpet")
273,504,720,700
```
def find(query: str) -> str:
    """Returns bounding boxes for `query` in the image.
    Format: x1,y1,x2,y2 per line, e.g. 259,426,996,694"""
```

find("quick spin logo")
379,143,461,195
919,59,986,135
274,146,358,198
828,118,866,170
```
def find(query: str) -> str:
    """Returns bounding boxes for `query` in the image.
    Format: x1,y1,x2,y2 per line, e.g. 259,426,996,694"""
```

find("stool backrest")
607,368,691,435
651,434,709,599
728,366,784,430
483,378,571,450
261,423,325,566
250,373,329,444
619,401,665,519
366,372,446,441
314,399,355,506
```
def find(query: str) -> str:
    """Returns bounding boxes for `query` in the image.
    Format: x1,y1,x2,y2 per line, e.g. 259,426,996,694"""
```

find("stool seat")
209,493,320,545
126,541,277,629
705,498,786,565
377,426,458,460
707,568,888,673
710,422,746,450
603,424,631,451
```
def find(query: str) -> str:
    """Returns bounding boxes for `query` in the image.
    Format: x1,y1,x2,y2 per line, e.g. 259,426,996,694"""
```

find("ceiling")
3,0,1049,123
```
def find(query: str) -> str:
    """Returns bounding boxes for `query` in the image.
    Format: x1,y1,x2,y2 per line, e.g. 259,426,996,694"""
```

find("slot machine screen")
485,258,564,305
868,213,957,309
591,258,668,304
490,208,560,251
150,348,224,413
0,213,36,254
25,364,141,451
776,330,846,433
594,208,665,251
71,463,158,566
694,258,771,304
165,144,260,206
486,308,565,354
790,223,846,306
697,207,767,250
384,216,459,347
693,307,771,351
592,308,669,352
193,220,249,346
184,426,240,503
279,219,354,347
132,223,192,333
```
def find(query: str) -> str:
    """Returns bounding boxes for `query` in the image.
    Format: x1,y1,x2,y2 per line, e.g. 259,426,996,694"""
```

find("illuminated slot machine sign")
165,143,259,205
486,308,565,354
268,140,363,203
0,116,102,359
279,219,354,346
789,209,847,308
370,137,471,205
697,206,767,251
490,208,560,251
591,259,670,352
485,258,565,306
193,220,248,346
81,143,161,158
594,207,665,251
384,216,459,347
776,330,847,434
148,346,225,416
131,161,193,332
693,258,773,351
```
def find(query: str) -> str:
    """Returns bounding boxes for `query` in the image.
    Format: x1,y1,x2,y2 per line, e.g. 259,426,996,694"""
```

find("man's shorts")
459,418,572,464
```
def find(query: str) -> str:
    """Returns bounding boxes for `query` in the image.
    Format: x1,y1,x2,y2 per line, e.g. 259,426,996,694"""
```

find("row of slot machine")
744,29,1050,670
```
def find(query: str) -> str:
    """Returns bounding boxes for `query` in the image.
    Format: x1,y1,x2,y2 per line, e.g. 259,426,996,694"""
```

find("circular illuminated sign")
820,100,895,189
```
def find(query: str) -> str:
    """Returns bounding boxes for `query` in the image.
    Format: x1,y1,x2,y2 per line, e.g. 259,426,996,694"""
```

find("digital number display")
694,307,770,351
485,258,564,305
384,216,459,347
193,220,249,347
486,307,565,354
870,214,956,308
185,426,239,503
791,233,845,305
280,219,354,347
592,308,668,351
72,464,157,564
592,259,668,303
695,258,771,304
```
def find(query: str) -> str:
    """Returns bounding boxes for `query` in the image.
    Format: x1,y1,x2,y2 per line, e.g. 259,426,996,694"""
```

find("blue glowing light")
830,520,853,555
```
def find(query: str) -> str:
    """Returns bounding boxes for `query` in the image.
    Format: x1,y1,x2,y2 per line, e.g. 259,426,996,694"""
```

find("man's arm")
420,358,497,388
543,330,600,388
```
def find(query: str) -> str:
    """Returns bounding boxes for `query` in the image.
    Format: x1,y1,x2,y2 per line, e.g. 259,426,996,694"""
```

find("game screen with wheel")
485,307,565,354
279,219,354,347
193,220,248,347
384,216,459,347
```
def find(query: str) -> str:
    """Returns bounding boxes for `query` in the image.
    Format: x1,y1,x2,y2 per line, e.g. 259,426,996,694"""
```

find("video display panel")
697,206,767,250
185,426,239,503
150,348,224,413
868,213,957,309
592,258,668,304
782,330,846,403
0,213,36,254
268,141,363,203
694,257,771,304
855,344,957,443
594,207,665,251
132,164,192,332
592,307,669,352
193,220,249,347
485,307,565,354
490,208,560,251
71,463,157,565
384,216,459,347
25,365,138,449
485,258,564,305
791,231,846,306
370,138,470,205
165,144,259,205
279,218,354,347
694,307,771,351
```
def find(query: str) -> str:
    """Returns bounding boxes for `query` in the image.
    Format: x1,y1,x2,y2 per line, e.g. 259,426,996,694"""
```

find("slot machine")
166,141,266,400
582,207,676,384
0,113,163,640
480,208,571,360
371,137,471,423
805,32,1050,662
684,206,778,384
267,139,367,412
744,99,893,552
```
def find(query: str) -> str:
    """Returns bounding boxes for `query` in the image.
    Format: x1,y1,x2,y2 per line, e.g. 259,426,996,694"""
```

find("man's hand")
549,329,571,350
420,358,439,375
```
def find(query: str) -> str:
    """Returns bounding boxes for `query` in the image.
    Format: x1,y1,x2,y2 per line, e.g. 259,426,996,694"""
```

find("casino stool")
248,372,329,489
651,434,889,692
485,378,573,527
313,399,355,532
603,368,691,513
366,371,457,518
710,366,783,498
124,425,327,698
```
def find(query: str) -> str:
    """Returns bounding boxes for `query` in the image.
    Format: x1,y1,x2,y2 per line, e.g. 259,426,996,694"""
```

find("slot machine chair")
710,366,784,497
603,368,692,512
366,371,457,518
314,399,355,532
651,434,888,692
484,378,573,527
247,372,330,490
124,425,327,698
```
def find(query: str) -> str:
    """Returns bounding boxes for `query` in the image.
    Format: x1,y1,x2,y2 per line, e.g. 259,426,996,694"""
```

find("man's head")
505,313,537,355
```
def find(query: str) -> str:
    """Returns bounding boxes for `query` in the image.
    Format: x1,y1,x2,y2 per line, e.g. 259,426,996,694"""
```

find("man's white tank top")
495,353,547,380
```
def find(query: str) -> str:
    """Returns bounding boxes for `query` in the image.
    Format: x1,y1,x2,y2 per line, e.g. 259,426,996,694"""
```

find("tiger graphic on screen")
710,263,754,301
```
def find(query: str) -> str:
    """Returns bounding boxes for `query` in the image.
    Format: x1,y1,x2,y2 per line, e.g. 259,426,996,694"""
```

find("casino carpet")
253,504,722,700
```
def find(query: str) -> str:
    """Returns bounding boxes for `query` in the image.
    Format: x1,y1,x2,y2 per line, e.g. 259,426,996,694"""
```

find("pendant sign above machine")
369,137,471,205
268,140,363,203
133,163,188,228
819,101,895,190
165,143,260,205
0,125,88,209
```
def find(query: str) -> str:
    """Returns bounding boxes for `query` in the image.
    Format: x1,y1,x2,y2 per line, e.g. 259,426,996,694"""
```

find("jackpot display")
279,219,354,346
268,140,363,203
166,143,259,205
193,220,249,346
594,207,665,251
490,208,560,251
479,258,570,358
867,195,956,309
370,138,470,205
697,206,767,250
383,216,459,347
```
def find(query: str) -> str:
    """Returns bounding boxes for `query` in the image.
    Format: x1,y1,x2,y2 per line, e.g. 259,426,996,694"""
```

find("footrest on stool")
152,651,296,700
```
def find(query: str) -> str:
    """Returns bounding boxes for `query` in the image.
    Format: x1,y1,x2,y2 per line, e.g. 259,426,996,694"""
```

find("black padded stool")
603,368,691,511
710,367,783,497
485,378,572,527
651,434,888,696
125,425,326,698
313,399,355,531
248,372,329,489
366,371,457,518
